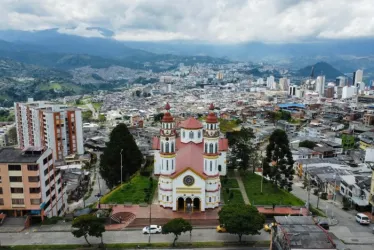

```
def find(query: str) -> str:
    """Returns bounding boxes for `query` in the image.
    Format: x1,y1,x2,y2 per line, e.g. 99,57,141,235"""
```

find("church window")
209,197,211,202
189,131,194,139
210,161,212,171
204,143,207,153
209,143,213,153
198,131,201,138
161,142,164,153
204,160,207,171
172,160,174,170
215,161,217,171
166,161,169,171
214,197,216,202
183,131,185,138
171,142,174,152
167,196,169,201
165,142,169,153
218,165,222,171
214,143,217,153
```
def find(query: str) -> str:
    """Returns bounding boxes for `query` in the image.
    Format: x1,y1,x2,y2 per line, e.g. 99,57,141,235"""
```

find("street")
0,228,270,246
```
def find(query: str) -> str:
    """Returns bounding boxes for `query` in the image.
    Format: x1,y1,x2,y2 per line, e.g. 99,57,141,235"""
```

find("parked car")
318,221,329,230
142,225,162,234
355,213,370,225
264,222,277,233
216,224,226,233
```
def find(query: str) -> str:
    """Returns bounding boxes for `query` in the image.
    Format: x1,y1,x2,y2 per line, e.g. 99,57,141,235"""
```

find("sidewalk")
234,170,250,205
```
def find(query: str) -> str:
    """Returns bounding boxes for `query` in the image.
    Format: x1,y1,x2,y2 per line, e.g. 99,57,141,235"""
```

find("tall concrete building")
279,77,289,91
14,100,84,161
266,76,274,88
0,147,67,218
257,78,264,85
316,76,326,96
353,69,363,85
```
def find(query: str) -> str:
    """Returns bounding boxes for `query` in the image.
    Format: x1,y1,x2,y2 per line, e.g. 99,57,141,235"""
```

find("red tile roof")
172,142,205,179
180,117,203,129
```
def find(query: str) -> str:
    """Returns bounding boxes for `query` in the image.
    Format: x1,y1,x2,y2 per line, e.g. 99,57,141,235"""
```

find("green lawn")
222,189,244,205
92,102,103,111
222,178,239,189
242,173,304,206
219,119,241,133
101,174,157,204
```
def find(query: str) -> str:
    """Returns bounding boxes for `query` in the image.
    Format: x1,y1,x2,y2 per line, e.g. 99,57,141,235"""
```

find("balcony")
10,182,23,188
8,171,22,176
11,193,25,199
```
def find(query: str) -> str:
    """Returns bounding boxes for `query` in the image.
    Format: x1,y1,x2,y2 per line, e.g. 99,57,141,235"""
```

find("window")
209,143,213,153
218,165,222,172
171,142,174,152
28,176,39,182
9,176,22,182
44,168,49,176
209,197,211,202
8,165,21,171
12,199,24,205
182,131,185,138
189,131,193,139
215,143,218,153
11,188,23,193
198,131,201,138
0,187,2,194
45,179,50,186
205,143,207,153
58,187,62,193
30,188,40,193
27,165,39,171
30,199,41,205
166,161,169,171
210,161,212,172
43,158,48,164
58,179,61,184
161,142,164,153
0,176,1,183
0,198,3,205
48,154,52,161
46,189,50,196
52,194,56,201
172,160,174,170
165,142,169,153
167,196,169,201
205,160,207,171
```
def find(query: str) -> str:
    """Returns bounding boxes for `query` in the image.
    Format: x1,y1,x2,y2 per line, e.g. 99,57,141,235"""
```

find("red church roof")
180,117,203,129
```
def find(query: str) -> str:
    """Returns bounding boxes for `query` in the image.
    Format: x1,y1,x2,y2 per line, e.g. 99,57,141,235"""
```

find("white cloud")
58,25,105,38
0,0,373,43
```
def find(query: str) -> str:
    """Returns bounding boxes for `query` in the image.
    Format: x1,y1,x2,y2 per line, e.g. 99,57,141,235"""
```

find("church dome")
180,117,203,129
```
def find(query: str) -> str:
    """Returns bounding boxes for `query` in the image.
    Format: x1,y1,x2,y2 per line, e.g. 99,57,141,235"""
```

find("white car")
355,213,370,225
142,225,162,234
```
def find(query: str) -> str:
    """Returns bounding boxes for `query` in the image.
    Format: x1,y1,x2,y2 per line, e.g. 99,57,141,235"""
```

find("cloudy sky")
1,0,374,43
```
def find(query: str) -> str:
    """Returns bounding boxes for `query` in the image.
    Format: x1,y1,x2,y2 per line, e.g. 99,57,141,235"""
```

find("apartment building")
0,147,67,218
14,100,84,160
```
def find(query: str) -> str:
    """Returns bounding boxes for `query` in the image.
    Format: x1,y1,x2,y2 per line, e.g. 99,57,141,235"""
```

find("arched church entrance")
193,197,200,211
185,197,193,212
177,197,184,211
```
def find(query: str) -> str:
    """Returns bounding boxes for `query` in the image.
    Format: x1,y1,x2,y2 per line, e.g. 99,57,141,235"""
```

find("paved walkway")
234,170,250,205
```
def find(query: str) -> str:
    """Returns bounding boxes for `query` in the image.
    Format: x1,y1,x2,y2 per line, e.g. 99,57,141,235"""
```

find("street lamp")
187,203,192,244
120,149,123,186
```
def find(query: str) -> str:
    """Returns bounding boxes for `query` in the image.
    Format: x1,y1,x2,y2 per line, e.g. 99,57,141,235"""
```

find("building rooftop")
0,147,45,163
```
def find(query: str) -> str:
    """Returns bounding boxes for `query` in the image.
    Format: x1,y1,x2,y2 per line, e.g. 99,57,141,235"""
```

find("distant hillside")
296,62,344,80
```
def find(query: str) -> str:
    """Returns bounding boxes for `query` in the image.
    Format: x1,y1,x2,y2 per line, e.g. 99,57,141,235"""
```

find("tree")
266,111,282,125
135,90,141,97
299,140,317,149
72,214,106,246
263,129,295,191
99,123,143,189
162,218,192,246
153,113,164,123
228,127,258,171
7,126,17,146
82,110,92,122
98,114,106,122
218,204,265,242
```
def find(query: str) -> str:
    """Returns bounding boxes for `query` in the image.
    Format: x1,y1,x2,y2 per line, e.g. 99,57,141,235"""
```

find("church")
152,103,228,212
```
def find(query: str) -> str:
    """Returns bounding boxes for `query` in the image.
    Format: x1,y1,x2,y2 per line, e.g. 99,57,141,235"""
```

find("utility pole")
260,150,263,193
120,149,123,186
306,165,311,212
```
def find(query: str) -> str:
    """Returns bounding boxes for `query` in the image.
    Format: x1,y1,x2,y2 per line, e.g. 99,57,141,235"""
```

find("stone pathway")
234,170,250,205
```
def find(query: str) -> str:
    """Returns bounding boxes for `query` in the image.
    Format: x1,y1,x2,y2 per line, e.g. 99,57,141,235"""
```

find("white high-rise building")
316,76,326,96
342,86,356,99
257,78,264,85
266,76,274,88
353,69,363,84
15,100,84,160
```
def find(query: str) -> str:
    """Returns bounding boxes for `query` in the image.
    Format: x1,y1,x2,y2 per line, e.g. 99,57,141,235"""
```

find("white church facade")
152,103,228,212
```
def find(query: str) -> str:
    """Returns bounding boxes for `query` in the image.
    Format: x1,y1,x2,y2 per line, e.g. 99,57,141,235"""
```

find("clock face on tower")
183,175,195,186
